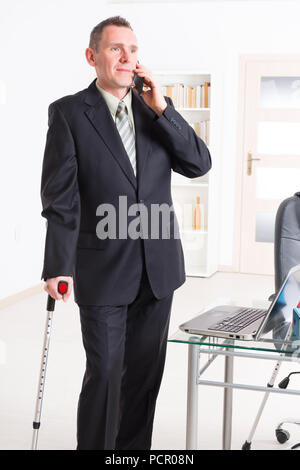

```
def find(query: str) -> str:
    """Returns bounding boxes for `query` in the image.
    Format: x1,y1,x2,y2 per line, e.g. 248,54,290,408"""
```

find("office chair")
273,192,300,446
242,192,300,450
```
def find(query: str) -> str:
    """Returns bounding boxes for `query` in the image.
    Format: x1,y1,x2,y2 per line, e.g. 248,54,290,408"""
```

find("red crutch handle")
46,281,69,311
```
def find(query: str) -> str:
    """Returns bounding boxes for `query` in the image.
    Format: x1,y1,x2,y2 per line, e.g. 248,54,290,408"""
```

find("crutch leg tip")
242,440,251,450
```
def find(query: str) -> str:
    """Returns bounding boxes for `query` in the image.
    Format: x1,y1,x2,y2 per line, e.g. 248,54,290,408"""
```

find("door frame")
232,54,300,274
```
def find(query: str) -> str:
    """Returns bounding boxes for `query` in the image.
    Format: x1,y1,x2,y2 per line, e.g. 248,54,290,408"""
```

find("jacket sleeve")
152,96,212,178
40,102,81,281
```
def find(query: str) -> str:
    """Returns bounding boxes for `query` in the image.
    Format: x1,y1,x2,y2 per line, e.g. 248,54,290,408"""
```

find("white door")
240,59,300,275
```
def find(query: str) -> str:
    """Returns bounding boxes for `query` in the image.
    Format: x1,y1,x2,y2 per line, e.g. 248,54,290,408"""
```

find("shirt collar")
95,80,132,117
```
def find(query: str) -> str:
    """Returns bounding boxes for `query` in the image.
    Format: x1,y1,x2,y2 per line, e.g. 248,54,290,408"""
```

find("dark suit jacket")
40,78,212,305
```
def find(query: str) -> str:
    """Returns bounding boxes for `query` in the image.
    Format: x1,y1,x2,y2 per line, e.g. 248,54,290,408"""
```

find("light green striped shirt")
95,80,135,136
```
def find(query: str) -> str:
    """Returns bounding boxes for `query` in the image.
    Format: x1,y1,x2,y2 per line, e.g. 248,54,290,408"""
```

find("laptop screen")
259,267,300,339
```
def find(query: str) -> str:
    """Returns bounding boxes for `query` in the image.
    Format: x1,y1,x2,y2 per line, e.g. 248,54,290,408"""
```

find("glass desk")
168,327,300,450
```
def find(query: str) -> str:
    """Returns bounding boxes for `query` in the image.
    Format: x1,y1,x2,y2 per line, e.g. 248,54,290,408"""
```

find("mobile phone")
133,73,144,95
133,61,144,95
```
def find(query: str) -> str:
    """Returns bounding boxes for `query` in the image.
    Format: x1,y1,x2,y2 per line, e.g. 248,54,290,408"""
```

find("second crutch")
242,323,293,450
31,280,68,450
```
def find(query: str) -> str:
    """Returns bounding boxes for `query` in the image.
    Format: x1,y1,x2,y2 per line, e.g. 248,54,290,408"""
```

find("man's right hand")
44,276,73,302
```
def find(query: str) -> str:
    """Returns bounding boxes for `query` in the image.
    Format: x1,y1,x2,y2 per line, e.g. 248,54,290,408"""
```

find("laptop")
179,265,300,341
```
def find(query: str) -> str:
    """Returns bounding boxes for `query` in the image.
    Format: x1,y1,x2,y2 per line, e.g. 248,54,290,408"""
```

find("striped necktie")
115,100,136,176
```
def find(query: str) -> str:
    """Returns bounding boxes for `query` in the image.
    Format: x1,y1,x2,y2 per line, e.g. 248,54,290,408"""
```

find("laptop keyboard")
208,308,267,333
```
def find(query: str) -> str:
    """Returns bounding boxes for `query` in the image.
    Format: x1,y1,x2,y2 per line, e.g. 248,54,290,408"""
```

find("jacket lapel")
84,79,137,190
84,79,156,191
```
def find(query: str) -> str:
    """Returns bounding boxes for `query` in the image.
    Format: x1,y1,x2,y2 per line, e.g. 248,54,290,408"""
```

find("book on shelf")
203,82,210,108
188,120,210,146
162,82,210,108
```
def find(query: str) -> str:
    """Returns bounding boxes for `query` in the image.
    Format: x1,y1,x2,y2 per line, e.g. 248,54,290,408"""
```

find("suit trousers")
76,267,174,450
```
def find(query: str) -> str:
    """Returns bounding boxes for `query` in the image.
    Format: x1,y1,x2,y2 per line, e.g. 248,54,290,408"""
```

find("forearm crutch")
242,323,293,450
242,359,283,450
31,280,68,450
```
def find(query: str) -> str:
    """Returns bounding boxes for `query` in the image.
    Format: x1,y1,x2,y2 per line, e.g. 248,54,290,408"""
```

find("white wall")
1,0,299,298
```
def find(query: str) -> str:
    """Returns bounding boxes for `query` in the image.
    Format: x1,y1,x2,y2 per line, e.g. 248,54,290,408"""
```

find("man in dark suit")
41,16,211,450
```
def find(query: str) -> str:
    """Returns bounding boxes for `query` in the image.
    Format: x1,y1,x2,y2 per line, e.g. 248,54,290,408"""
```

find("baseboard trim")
0,283,44,310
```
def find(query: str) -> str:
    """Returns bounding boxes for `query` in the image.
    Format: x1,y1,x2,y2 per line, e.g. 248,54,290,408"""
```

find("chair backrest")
274,192,300,293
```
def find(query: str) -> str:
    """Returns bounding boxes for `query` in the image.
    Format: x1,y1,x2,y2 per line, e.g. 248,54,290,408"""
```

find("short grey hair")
89,16,133,52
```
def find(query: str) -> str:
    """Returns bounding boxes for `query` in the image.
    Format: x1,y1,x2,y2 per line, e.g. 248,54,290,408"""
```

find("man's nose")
120,50,130,62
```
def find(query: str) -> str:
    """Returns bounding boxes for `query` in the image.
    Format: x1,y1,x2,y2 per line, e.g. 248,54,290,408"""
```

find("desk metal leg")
223,354,234,450
186,343,200,449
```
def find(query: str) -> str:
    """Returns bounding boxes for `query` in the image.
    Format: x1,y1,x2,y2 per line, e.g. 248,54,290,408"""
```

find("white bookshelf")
156,71,220,277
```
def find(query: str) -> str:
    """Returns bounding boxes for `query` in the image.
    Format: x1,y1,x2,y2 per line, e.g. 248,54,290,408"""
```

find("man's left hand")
133,63,167,117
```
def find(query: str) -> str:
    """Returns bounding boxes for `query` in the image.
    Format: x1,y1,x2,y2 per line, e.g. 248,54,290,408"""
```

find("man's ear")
85,48,96,67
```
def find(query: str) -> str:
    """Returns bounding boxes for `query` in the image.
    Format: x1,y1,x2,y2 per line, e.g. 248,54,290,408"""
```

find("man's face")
87,25,138,93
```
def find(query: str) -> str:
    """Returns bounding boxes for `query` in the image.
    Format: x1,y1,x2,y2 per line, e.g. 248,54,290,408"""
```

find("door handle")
247,152,261,176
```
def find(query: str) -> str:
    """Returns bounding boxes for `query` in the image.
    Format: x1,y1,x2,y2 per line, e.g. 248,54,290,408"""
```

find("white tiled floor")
1,272,300,450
